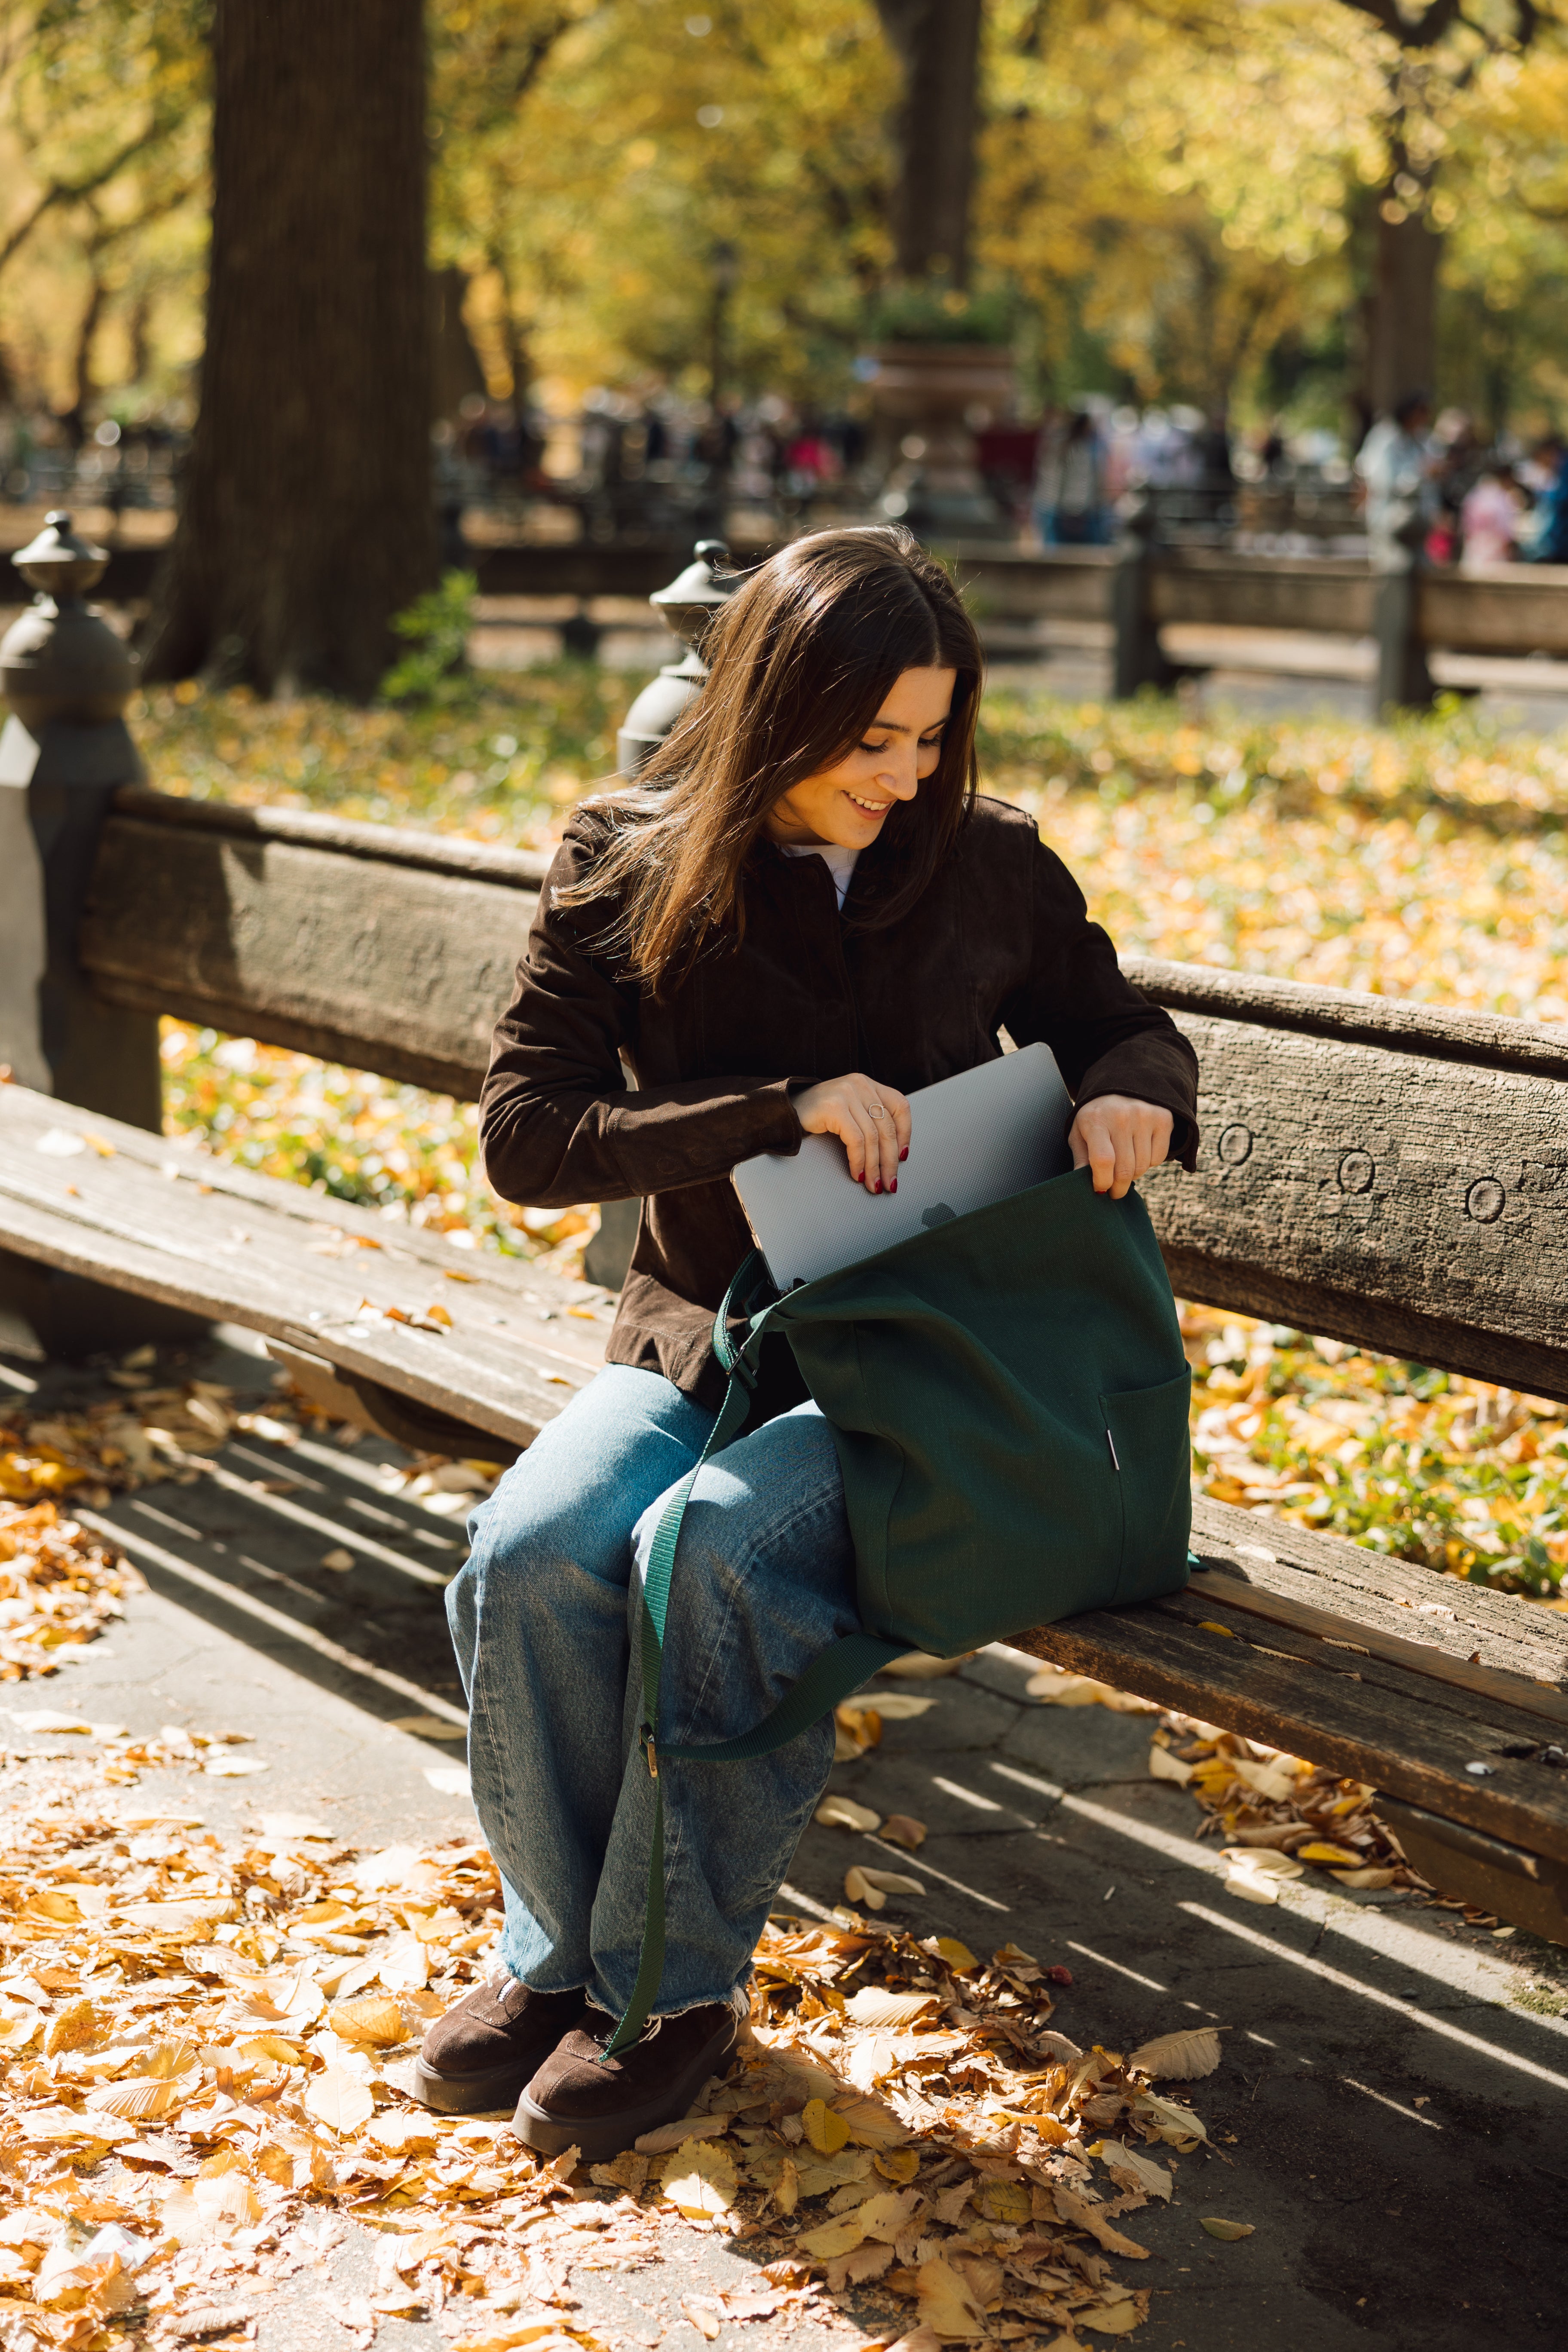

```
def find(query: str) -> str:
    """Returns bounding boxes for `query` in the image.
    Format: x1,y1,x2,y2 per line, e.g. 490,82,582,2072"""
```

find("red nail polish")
900,1147,908,1162
871,1179,881,1194
889,1179,897,1194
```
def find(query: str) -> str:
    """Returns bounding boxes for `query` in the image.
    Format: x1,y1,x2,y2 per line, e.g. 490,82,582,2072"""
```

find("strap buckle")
641,1724,658,1779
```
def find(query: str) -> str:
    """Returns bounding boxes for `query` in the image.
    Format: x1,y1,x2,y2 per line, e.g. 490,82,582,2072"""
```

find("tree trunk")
431,266,487,421
62,265,107,449
1368,196,1442,418
143,0,435,700
873,0,981,286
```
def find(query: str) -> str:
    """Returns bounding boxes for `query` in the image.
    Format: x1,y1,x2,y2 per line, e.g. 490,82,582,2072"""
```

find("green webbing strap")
601,1256,905,2060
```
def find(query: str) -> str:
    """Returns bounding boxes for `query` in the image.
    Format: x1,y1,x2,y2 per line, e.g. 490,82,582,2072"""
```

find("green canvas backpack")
603,1163,1193,2055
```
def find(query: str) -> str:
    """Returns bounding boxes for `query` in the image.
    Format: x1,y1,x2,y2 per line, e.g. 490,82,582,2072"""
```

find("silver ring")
868,1102,887,1119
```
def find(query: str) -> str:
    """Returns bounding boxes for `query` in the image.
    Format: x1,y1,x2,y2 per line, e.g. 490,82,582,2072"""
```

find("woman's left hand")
1068,1094,1173,1199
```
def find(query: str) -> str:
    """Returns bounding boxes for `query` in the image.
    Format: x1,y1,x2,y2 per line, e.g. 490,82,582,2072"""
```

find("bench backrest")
81,788,548,1099
80,787,1568,1404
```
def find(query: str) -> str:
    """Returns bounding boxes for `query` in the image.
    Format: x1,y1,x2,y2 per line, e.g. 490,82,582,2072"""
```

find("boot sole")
511,2013,738,2162
409,2051,540,2116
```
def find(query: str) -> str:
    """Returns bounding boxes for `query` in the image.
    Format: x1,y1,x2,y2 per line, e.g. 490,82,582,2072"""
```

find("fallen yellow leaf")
797,2211,867,2259
1133,2090,1210,2148
844,1986,940,2029
634,2114,732,2155
1127,2025,1225,2080
801,2097,850,2155
305,2065,375,2135
1054,2186,1150,2257
835,2091,912,2150
662,2135,738,2218
1076,2296,1145,2334
978,2177,1032,2223
815,1795,882,1832
914,2256,988,2339
329,1995,409,2049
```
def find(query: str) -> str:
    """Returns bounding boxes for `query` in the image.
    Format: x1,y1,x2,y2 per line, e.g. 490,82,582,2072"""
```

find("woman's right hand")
793,1073,911,1192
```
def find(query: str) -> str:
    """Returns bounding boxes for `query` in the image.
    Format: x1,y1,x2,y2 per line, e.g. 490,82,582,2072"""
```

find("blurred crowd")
0,404,185,513
439,387,872,539
6,374,1568,576
1351,390,1568,571
1015,393,1567,567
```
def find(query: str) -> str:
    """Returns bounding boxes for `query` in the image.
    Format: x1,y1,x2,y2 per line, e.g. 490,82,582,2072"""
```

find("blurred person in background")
1194,411,1235,494
1257,420,1289,481
1356,390,1436,563
1035,407,1110,545
1427,410,1482,566
1460,462,1524,569
1522,435,1568,564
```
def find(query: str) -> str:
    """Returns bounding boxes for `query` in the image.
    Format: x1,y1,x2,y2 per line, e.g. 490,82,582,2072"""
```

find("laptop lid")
732,1041,1075,1290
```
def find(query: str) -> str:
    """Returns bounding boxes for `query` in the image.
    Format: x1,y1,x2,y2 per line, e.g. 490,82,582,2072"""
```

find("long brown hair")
562,525,984,990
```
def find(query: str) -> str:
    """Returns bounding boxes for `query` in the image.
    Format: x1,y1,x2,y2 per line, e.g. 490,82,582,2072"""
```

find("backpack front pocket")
1100,1366,1194,1605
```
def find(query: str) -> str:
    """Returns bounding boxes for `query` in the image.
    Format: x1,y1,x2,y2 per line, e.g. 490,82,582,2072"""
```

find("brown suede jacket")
481,793,1199,1405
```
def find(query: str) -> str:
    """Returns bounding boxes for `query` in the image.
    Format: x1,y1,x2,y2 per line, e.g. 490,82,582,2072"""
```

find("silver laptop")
732,1041,1075,1290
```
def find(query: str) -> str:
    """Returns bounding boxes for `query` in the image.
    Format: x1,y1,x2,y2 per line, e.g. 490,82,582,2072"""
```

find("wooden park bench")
2,780,1566,1946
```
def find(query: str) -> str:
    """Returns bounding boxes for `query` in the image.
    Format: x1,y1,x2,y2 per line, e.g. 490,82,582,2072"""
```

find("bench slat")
0,1085,603,1448
1180,1495,1568,1677
1185,1568,1568,1734
1017,1494,1568,1865
1019,1597,1568,1866
1140,1013,1568,1403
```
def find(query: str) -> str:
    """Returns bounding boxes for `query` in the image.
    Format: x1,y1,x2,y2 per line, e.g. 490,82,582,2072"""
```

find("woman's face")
764,665,957,851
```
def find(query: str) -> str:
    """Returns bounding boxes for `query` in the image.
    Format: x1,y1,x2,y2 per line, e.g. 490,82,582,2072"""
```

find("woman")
413,527,1198,2157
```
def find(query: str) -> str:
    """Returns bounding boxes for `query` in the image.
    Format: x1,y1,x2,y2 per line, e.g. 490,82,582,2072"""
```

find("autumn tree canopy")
1,0,1566,436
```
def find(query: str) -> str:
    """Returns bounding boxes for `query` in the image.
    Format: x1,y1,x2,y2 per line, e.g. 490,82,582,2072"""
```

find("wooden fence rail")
15,537,1568,706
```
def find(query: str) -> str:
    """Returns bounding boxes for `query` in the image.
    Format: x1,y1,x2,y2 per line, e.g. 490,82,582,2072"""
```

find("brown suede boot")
411,1972,589,2114
512,1995,742,2159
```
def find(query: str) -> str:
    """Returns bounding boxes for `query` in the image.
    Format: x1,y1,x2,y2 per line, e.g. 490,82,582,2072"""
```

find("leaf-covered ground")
137,673,1568,1604
2,1467,1250,2352
134,672,636,850
1,1363,1542,2347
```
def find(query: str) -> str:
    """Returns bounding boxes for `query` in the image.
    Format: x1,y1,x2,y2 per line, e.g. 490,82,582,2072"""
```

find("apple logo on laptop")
921,1202,957,1229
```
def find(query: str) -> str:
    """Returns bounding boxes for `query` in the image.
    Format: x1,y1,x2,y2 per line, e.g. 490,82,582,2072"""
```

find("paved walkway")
6,1331,1567,2351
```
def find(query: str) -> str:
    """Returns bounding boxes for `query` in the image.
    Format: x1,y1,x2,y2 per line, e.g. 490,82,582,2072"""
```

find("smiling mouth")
845,792,893,815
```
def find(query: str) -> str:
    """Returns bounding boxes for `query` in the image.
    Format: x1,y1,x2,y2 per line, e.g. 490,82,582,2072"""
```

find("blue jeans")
447,1364,858,2019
